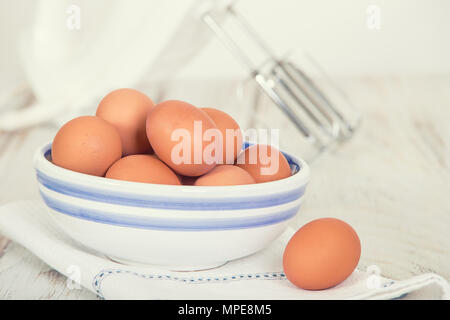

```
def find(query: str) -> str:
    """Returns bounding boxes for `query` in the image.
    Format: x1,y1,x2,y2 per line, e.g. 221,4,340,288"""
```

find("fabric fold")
0,201,448,300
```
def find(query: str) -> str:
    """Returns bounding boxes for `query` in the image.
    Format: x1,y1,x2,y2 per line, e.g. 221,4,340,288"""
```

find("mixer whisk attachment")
202,5,360,157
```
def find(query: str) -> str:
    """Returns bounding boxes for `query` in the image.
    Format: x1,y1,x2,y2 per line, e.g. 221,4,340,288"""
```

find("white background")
1,0,449,89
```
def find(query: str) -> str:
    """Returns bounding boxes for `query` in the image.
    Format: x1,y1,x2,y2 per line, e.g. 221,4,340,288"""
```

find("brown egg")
283,218,361,290
236,144,291,183
201,108,243,164
146,100,218,177
194,165,255,186
96,88,154,156
106,154,180,185
52,116,122,176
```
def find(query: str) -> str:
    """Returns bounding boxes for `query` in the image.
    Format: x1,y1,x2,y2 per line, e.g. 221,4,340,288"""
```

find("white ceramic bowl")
34,142,310,270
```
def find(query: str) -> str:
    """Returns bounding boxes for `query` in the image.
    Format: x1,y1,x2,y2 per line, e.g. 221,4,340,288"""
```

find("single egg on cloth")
106,154,180,185
96,88,154,156
201,108,243,164
236,144,291,183
283,218,361,290
52,116,122,176
194,165,255,186
146,100,218,177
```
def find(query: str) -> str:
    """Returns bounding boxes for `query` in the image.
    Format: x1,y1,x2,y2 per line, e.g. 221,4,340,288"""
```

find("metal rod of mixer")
253,74,319,145
288,62,348,126
294,53,361,135
225,6,278,60
272,62,340,139
201,12,256,73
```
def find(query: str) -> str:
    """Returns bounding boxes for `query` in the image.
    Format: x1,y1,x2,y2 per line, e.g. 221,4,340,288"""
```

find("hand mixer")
202,4,361,160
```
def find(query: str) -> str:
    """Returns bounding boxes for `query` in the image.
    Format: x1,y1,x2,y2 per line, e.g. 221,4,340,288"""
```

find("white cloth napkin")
0,201,448,300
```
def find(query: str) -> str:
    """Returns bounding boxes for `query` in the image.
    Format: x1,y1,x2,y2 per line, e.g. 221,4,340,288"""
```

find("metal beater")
201,5,361,158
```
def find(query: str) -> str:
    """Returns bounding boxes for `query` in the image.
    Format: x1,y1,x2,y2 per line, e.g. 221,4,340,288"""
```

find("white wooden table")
0,76,449,299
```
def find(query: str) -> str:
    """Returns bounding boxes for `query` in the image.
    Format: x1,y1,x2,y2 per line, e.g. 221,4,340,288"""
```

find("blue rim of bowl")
35,142,309,210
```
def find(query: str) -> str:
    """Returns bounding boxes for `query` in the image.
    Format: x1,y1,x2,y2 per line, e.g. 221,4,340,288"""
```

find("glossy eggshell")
146,100,218,176
201,108,243,164
194,165,255,186
236,144,291,183
96,88,154,156
283,218,361,290
105,154,181,185
52,116,122,176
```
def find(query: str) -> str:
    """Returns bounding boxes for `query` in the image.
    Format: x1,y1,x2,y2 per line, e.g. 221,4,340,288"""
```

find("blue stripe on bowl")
41,192,301,231
36,170,305,210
